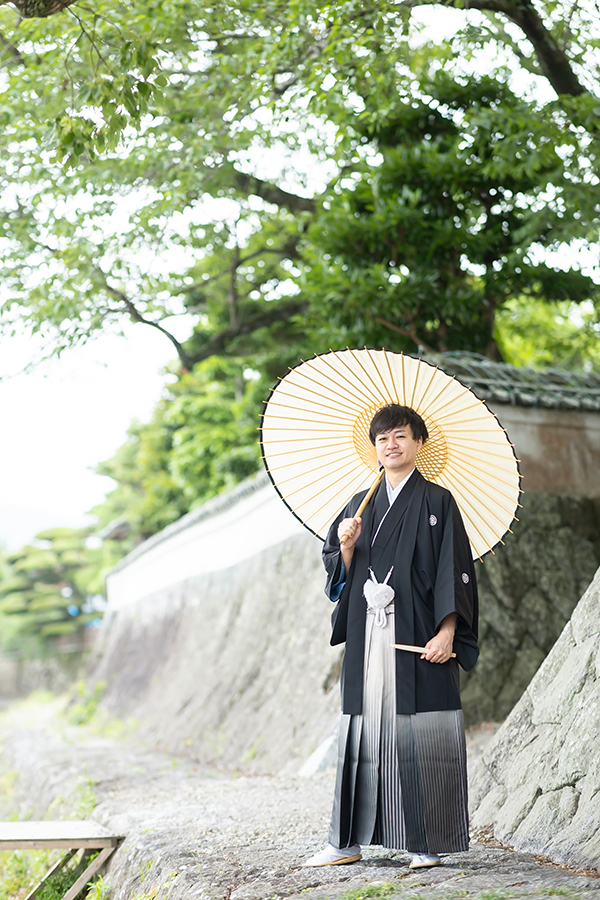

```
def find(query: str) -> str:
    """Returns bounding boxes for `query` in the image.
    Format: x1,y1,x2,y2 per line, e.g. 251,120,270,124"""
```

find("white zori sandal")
409,853,441,869
302,843,362,866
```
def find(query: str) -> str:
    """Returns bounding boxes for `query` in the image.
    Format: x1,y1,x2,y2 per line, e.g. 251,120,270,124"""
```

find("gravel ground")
0,698,598,900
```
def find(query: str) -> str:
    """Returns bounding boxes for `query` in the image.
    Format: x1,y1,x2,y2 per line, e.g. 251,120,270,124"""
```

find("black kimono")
323,469,479,853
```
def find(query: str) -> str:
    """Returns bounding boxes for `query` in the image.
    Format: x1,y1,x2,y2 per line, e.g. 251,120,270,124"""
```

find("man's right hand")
338,517,362,549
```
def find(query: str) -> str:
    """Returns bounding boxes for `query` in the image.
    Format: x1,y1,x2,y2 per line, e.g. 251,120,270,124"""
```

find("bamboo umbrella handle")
340,469,384,545
393,643,457,659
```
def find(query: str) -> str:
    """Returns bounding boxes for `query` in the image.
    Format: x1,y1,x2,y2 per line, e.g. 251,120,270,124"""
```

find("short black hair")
369,404,429,445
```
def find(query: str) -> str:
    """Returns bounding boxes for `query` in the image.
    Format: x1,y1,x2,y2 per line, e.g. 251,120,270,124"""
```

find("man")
303,404,479,869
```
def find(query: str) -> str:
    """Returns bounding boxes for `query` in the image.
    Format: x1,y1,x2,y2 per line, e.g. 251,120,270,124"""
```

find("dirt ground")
0,698,598,900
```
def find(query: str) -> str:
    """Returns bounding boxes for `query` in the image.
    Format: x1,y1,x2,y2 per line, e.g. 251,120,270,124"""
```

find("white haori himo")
329,601,469,852
363,567,395,627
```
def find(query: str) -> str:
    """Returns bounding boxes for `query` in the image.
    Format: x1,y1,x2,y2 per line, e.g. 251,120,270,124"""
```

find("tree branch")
180,239,302,300
403,0,589,97
234,172,316,213
207,165,316,213
5,0,77,18
0,31,26,67
186,298,308,365
229,244,240,332
99,279,194,369
373,315,436,353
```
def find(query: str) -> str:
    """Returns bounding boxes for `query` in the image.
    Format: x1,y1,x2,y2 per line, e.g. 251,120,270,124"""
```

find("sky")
0,324,178,549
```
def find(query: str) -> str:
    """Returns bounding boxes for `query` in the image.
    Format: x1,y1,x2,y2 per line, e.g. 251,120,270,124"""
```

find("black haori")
323,470,479,716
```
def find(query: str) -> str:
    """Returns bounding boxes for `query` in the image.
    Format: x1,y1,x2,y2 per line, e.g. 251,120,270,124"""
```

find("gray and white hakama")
329,603,469,853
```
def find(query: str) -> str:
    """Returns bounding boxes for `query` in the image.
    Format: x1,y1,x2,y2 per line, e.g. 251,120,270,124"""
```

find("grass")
45,773,98,820
474,893,515,900
127,870,179,900
86,875,111,899
0,848,104,900
321,885,545,900
0,849,55,900
67,681,107,726
537,890,578,897
37,852,99,900
327,885,398,900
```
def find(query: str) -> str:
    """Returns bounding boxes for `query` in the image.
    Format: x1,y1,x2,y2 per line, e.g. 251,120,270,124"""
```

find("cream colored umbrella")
260,348,521,559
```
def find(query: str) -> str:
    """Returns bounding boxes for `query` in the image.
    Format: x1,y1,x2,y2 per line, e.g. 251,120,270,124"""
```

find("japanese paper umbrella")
260,348,521,560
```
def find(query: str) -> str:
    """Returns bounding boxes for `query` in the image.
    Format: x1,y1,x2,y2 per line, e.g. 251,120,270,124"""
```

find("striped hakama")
329,604,469,853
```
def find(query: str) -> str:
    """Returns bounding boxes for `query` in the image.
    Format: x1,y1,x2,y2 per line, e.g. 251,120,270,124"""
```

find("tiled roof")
429,353,600,411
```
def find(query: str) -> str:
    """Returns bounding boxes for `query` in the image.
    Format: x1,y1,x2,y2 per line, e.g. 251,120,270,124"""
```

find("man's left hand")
421,613,457,663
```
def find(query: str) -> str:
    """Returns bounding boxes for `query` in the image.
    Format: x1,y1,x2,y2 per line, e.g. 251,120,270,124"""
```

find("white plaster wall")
106,476,304,613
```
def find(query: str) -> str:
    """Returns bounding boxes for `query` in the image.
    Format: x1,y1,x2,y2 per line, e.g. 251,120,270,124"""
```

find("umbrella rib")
419,374,469,415
450,481,519,521
448,456,521,495
264,408,357,428
450,498,494,558
416,371,458,411
425,393,483,422
286,350,369,400
365,347,403,405
409,356,422,409
319,351,381,407
415,363,441,411
442,469,517,532
265,397,355,417
262,412,355,425
304,467,380,536
442,465,513,519
263,456,366,474
434,412,502,427
267,386,356,413
289,355,373,405
276,372,365,415
280,456,367,502
382,348,402,403
452,472,521,502
260,435,349,444
349,348,390,405
266,451,367,475
364,346,396,402
444,440,518,460
264,444,365,462
401,353,407,404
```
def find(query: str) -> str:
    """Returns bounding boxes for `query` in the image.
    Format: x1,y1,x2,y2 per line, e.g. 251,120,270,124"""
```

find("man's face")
374,425,423,475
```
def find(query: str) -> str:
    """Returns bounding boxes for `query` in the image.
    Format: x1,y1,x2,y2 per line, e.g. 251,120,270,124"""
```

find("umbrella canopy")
260,349,521,559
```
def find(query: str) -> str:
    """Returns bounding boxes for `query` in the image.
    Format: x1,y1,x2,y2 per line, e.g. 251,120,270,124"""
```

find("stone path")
0,699,598,900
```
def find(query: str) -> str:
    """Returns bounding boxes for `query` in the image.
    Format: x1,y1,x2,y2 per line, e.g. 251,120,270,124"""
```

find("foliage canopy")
0,0,598,367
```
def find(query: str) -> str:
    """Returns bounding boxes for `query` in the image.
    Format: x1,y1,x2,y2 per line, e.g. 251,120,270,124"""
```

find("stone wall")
464,493,600,723
95,529,342,774
93,477,600,771
469,565,600,870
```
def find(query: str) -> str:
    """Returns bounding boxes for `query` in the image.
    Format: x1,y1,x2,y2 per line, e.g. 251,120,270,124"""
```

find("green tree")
302,72,598,358
0,527,115,654
496,297,600,370
0,0,598,370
